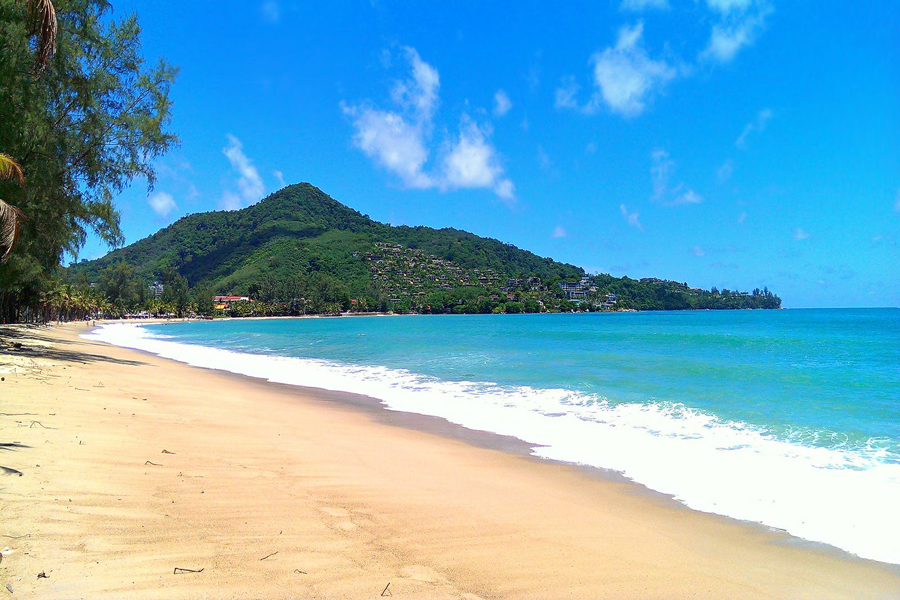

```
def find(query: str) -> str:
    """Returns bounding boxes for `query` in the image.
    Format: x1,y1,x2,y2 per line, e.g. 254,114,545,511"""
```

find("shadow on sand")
0,326,146,367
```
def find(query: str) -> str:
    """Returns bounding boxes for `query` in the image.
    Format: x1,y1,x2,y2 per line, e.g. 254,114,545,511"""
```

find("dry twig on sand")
173,567,204,574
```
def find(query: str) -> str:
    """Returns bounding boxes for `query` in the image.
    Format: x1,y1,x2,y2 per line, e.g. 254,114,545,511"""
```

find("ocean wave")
85,323,900,565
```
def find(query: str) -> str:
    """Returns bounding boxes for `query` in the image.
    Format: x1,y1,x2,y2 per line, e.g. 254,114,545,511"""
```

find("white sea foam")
86,323,900,565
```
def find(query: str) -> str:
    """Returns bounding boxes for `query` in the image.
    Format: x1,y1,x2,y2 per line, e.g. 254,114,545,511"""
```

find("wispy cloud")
692,245,706,257
554,76,580,110
894,188,900,212
676,189,703,205
738,211,747,224
620,203,644,230
650,148,702,206
154,158,200,203
536,145,554,174
717,159,734,182
620,0,669,11
148,191,177,217
274,170,286,188
221,134,265,210
260,0,281,23
552,225,567,238
557,22,676,118
344,47,514,201
736,108,772,148
794,227,810,240
701,0,772,63
555,3,771,120
493,89,512,117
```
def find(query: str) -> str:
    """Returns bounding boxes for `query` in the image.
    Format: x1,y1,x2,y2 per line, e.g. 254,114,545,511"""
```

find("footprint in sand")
319,506,357,531
398,564,448,585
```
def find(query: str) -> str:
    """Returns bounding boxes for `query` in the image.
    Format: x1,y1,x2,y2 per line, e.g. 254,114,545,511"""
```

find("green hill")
69,183,781,315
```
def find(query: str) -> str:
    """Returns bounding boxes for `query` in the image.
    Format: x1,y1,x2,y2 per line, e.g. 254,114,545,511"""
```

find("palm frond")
26,0,57,72
0,153,25,185
0,198,24,263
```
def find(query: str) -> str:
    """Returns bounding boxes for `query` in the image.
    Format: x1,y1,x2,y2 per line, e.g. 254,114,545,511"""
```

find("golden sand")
1,322,898,599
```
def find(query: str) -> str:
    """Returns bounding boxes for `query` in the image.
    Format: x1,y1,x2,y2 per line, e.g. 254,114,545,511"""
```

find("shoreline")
83,320,900,570
2,322,899,598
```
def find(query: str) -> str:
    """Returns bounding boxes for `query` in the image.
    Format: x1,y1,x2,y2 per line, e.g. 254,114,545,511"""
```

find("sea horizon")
87,307,900,566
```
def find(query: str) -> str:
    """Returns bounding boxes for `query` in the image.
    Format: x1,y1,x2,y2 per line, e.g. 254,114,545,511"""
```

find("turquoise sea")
88,308,900,564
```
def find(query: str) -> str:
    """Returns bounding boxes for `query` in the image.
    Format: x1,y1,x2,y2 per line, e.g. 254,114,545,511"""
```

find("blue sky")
77,0,899,308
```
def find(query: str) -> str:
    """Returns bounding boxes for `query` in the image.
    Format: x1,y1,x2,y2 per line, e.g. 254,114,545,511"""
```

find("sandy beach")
1,322,898,599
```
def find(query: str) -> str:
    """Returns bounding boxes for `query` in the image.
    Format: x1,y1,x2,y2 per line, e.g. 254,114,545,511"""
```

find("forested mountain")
68,183,781,315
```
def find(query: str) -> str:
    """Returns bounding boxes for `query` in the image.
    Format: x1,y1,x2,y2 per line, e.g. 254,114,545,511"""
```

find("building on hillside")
213,295,251,310
559,280,588,300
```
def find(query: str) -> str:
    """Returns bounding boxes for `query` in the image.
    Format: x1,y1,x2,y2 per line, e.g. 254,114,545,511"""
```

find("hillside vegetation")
68,183,781,315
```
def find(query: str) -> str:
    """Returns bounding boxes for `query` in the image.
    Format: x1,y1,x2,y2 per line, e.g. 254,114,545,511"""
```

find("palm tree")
0,0,57,262
0,154,25,263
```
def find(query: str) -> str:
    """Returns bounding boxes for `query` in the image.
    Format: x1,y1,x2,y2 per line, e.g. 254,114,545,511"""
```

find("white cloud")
552,225,567,238
555,22,675,118
650,148,702,206
736,108,772,148
274,170,286,188
343,104,434,188
390,47,440,121
621,0,669,10
620,203,644,230
493,90,512,117
148,191,176,217
794,227,810,240
738,211,747,224
586,22,676,117
693,245,705,256
221,134,265,209
261,0,280,23
441,115,514,201
344,47,514,201
894,188,900,212
701,0,771,63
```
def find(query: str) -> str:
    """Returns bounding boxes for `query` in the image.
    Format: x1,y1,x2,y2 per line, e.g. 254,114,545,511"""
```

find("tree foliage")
0,0,177,322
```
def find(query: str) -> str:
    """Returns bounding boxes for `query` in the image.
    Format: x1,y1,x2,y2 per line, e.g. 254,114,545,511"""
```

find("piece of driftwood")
37,572,49,579
294,569,307,574
381,582,392,596
145,461,161,466
161,449,175,454
260,551,278,561
173,567,204,574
